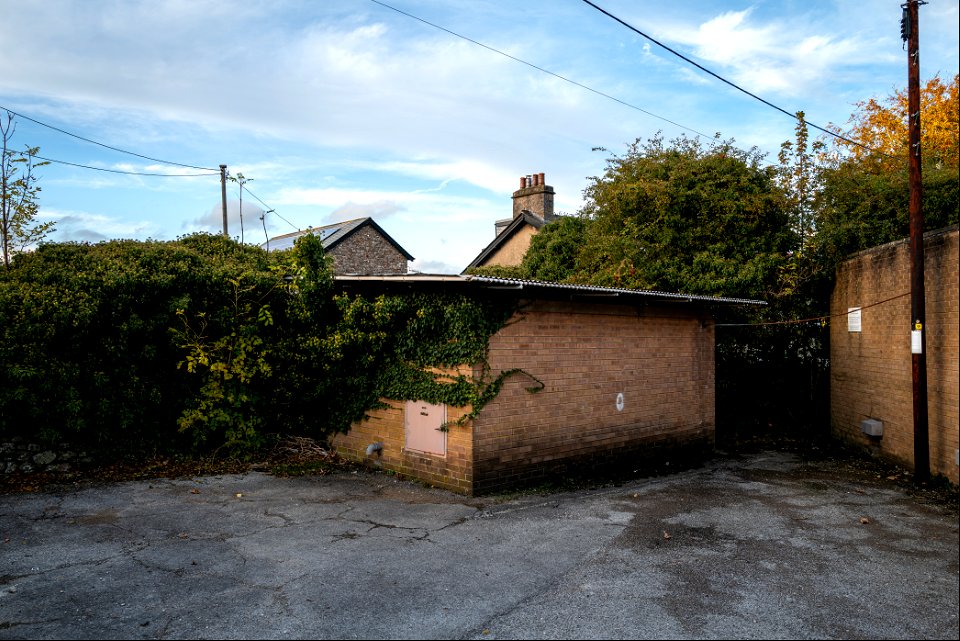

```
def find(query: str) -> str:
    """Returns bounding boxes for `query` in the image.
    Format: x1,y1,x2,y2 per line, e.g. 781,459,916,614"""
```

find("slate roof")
263,217,414,260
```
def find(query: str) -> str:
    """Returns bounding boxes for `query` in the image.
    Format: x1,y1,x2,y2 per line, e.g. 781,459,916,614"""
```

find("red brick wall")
830,226,959,484
472,300,715,493
329,226,408,275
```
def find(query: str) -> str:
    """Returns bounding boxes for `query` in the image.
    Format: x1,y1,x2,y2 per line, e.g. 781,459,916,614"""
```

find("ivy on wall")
335,290,543,429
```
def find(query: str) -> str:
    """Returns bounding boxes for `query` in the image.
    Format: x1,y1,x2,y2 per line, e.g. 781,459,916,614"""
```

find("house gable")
466,212,545,269
465,172,556,272
264,217,413,275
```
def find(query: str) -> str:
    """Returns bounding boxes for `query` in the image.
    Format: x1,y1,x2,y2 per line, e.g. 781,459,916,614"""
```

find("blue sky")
2,0,958,274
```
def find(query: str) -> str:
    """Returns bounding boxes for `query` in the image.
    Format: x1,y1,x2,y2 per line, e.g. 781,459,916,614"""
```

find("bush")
0,233,516,461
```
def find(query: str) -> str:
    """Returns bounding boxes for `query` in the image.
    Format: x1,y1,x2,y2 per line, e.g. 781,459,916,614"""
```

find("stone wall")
1,438,91,474
329,226,408,275
830,226,958,484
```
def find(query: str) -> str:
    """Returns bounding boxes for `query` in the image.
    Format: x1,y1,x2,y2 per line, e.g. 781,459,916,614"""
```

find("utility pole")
220,164,229,237
902,0,929,481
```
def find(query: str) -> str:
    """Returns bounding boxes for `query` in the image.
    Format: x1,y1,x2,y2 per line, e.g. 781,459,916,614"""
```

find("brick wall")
329,226,408,275
472,300,715,493
830,226,959,484
333,299,717,495
331,367,474,494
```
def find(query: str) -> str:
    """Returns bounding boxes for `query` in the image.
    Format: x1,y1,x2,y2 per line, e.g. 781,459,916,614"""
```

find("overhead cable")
1,104,219,172
579,0,874,153
33,154,217,177
715,292,910,327
367,0,712,139
243,186,301,232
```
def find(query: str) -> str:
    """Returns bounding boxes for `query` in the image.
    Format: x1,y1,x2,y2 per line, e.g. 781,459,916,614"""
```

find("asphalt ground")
1,449,958,640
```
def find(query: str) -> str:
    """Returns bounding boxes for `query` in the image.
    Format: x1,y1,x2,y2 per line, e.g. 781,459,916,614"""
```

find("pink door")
404,400,447,456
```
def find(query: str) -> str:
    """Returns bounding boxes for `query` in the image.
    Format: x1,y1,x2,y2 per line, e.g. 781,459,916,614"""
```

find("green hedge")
0,234,516,461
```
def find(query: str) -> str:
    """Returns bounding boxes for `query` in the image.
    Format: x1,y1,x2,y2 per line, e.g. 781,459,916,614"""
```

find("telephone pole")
220,164,229,237
902,0,929,481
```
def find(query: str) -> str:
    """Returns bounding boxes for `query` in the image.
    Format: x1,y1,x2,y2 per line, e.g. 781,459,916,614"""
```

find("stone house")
331,274,762,494
830,225,958,484
466,172,556,270
264,217,413,275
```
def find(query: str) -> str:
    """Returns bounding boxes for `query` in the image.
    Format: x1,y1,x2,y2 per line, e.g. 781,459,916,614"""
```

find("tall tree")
1,111,53,267
778,112,825,253
574,134,793,299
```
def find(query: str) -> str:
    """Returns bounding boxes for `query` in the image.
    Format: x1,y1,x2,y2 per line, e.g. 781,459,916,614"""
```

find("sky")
1,0,958,274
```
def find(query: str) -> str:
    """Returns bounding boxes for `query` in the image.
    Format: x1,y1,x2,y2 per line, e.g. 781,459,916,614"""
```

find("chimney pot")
539,172,545,185
519,176,526,189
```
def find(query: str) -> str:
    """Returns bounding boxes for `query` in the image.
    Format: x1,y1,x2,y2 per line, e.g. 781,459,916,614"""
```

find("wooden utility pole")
903,0,929,481
220,164,229,237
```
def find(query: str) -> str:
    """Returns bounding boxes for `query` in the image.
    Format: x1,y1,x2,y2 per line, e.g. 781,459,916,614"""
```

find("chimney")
512,171,555,221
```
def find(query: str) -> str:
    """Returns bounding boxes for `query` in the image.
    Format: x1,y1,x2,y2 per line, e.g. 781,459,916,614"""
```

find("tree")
573,134,793,299
1,111,53,267
778,112,825,253
519,214,586,282
827,73,958,173
815,76,959,262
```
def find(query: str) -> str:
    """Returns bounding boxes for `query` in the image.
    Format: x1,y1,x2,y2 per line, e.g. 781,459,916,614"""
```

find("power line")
579,0,873,153
243,185,300,232
716,292,909,327
1,104,219,172
367,0,713,140
33,154,217,177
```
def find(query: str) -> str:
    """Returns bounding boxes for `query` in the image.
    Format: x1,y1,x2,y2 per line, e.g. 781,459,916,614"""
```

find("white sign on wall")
847,307,862,332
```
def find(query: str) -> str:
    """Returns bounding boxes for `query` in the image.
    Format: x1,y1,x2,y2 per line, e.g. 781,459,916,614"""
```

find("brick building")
332,274,762,494
830,225,958,484
264,217,413,275
466,172,556,270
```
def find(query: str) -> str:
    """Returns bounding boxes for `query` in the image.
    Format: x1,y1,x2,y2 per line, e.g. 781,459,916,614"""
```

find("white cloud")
327,201,405,223
41,208,161,243
192,199,265,241
658,8,885,98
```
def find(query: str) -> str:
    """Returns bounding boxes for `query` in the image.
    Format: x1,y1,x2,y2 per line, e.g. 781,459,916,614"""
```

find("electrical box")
860,418,883,437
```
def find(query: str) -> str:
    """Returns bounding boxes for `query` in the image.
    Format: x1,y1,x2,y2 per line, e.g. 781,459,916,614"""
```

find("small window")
404,400,447,456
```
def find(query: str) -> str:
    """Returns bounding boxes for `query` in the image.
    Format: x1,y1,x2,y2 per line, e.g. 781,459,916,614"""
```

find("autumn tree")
1,111,53,267
827,73,958,172
815,75,959,261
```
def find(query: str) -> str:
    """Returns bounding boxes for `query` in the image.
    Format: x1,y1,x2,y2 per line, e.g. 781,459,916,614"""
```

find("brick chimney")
512,172,555,221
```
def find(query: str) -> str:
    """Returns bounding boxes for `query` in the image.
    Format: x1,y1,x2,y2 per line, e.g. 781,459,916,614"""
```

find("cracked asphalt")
1,450,957,640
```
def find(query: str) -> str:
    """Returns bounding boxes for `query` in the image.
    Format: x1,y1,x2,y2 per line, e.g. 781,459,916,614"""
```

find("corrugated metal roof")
334,273,765,306
464,275,765,305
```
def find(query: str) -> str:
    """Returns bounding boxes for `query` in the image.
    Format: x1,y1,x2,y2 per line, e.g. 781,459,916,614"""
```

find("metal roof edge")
335,273,765,305
462,275,766,305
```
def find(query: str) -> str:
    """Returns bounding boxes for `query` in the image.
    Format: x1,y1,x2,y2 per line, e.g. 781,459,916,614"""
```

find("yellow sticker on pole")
914,322,922,330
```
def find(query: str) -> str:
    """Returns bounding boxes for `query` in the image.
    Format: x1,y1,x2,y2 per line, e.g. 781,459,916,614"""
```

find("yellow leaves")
832,74,959,172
